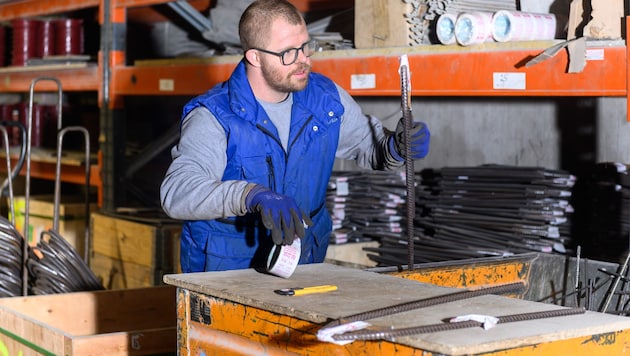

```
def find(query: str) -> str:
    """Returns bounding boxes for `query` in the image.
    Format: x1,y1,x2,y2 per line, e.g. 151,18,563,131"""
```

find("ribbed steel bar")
399,56,415,272
332,307,586,341
324,281,525,328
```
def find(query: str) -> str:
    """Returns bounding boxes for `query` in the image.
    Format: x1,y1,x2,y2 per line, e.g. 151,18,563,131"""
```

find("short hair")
239,0,305,51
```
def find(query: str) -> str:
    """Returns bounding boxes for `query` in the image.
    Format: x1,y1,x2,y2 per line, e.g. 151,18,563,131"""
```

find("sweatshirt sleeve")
335,84,404,170
160,107,255,220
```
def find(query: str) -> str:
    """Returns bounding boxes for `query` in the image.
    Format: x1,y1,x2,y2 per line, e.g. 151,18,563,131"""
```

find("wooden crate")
0,286,176,355
12,195,96,252
354,0,413,48
90,212,181,289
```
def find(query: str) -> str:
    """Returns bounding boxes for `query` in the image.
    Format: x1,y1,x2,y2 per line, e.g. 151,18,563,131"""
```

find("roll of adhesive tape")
267,238,301,278
455,12,494,46
436,13,458,45
492,10,557,42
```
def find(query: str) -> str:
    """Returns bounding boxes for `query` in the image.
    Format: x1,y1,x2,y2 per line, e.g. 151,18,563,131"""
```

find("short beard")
262,62,311,93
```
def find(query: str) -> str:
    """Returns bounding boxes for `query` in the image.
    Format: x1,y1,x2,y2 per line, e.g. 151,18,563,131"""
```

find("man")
160,0,430,273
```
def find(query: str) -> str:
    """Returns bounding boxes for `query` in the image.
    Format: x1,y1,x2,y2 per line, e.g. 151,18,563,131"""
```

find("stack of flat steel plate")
365,165,576,266
327,171,407,244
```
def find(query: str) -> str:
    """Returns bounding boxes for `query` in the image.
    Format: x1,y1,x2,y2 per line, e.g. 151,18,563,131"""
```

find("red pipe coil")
0,26,5,67
11,18,41,66
55,18,84,56
37,20,56,58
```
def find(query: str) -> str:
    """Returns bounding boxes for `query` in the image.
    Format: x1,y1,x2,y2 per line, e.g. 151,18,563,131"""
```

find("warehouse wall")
338,96,630,176
338,97,561,171
598,97,630,163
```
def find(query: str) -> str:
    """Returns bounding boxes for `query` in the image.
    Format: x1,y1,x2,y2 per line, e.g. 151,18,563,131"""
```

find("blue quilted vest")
179,60,344,272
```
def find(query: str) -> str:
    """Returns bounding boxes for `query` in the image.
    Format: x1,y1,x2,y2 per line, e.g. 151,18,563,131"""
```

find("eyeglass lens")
282,41,317,65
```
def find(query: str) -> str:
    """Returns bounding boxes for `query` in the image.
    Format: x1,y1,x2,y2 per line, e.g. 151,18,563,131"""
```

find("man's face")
259,18,311,94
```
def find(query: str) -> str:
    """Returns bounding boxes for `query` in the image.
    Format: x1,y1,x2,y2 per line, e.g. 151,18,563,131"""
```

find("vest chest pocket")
240,155,273,186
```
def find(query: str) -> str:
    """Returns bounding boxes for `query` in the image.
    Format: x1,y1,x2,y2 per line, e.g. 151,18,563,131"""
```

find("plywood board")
0,286,177,355
164,263,630,355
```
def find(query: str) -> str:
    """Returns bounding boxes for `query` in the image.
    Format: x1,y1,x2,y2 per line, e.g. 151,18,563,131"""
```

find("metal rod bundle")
327,171,407,244
363,164,575,266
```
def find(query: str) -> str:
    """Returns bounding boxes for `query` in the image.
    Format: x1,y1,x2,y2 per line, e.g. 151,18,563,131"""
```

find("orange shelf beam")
0,65,100,93
316,41,626,97
114,0,352,12
111,41,627,99
0,157,100,188
0,0,99,20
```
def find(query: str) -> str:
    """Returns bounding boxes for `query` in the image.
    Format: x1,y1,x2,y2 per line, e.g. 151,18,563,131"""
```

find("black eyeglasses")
251,39,318,66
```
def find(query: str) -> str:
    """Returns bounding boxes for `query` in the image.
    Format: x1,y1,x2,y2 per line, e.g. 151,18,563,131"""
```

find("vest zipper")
255,123,282,191
266,156,276,191
288,115,313,155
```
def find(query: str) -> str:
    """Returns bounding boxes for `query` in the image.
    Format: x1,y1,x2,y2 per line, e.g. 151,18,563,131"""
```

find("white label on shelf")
585,49,604,61
350,74,376,89
159,79,175,91
336,179,349,196
493,72,526,90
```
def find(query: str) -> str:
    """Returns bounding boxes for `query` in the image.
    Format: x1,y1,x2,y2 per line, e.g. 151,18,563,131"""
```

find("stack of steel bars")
327,170,407,244
364,165,576,266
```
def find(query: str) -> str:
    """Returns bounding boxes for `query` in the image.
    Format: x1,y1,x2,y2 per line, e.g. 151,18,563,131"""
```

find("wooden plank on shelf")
0,62,89,74
0,0,99,21
0,147,95,166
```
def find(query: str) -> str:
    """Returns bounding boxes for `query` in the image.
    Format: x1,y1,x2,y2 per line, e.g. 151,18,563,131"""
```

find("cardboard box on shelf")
11,195,95,254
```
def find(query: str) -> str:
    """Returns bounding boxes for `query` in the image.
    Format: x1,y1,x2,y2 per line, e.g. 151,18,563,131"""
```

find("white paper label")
493,73,526,90
350,74,376,89
585,49,604,61
159,79,175,91
336,180,349,196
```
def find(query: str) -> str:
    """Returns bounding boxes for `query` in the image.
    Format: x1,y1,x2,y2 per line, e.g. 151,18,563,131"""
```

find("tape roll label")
267,238,301,278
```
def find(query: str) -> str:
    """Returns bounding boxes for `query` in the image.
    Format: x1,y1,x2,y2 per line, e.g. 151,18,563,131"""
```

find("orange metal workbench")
163,261,630,355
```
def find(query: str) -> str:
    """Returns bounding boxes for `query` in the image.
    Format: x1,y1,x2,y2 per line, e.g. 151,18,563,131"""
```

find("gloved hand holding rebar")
389,118,430,161
245,185,312,245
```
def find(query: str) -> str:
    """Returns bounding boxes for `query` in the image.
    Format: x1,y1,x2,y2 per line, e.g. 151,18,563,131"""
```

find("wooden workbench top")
163,263,630,355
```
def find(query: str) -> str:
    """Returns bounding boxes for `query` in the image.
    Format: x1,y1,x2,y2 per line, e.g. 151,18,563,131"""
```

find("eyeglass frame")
250,39,318,66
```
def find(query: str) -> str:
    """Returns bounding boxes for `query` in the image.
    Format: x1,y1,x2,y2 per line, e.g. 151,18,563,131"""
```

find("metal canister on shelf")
17,102,46,148
37,19,56,58
11,18,41,66
9,106,21,147
0,25,5,67
0,104,15,145
55,18,84,56
0,104,21,146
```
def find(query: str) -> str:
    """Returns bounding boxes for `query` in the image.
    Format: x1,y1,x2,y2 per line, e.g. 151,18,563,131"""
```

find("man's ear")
245,50,261,67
